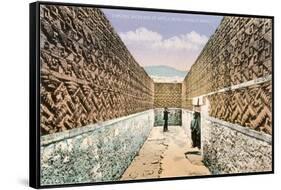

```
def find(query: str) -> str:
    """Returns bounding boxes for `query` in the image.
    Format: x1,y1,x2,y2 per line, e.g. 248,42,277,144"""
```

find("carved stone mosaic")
154,83,182,108
208,82,272,134
40,5,154,135
182,17,272,134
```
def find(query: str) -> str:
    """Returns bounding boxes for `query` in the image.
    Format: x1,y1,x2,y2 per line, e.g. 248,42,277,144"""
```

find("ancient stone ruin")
182,16,272,134
40,5,154,135
181,16,272,174
39,5,272,185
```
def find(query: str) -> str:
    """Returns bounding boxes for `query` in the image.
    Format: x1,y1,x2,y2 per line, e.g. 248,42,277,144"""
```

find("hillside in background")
144,65,187,82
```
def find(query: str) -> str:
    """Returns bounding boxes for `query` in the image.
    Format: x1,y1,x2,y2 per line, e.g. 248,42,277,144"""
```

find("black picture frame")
30,1,274,189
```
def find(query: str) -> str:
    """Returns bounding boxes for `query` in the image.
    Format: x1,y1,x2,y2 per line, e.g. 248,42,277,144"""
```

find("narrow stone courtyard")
38,6,273,185
121,126,210,180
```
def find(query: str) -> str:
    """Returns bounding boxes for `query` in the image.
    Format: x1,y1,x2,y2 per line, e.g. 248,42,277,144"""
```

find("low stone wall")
154,108,182,126
40,109,154,186
202,116,272,174
182,108,272,174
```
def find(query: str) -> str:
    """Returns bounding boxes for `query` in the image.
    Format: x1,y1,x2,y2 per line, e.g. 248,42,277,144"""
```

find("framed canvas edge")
30,1,41,189
29,1,275,189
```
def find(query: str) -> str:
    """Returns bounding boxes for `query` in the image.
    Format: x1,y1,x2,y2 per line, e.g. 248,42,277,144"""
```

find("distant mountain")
143,65,188,83
143,65,187,78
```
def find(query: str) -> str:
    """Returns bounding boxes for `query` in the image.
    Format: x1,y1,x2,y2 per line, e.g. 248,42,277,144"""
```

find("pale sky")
102,9,222,72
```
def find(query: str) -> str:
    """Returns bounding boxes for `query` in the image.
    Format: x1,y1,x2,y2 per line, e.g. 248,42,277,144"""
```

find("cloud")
118,27,209,71
119,27,162,43
150,75,185,83
119,27,208,51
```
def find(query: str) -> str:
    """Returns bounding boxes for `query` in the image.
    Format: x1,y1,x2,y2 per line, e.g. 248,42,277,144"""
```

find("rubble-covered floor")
121,126,210,180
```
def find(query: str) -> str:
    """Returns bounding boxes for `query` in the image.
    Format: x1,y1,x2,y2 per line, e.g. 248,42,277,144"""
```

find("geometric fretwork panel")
154,83,182,108
182,16,272,135
40,5,154,135
208,82,272,134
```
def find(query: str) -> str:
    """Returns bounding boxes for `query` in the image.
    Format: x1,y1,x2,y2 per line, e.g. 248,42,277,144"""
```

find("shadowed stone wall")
40,5,154,135
181,16,272,174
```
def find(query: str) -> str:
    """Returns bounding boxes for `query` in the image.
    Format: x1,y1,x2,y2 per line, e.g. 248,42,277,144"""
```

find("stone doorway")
154,108,182,127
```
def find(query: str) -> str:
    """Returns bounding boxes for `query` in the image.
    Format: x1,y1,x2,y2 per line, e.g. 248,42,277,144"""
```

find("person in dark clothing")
190,112,201,149
163,107,170,132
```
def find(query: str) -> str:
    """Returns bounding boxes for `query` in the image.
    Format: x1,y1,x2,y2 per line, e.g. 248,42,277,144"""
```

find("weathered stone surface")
182,109,272,174
202,119,272,174
41,110,154,185
40,5,154,135
208,82,272,134
182,17,272,134
39,4,273,183
121,126,210,180
154,83,182,108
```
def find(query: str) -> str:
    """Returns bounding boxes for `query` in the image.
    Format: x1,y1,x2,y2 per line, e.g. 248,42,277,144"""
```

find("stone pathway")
120,126,210,180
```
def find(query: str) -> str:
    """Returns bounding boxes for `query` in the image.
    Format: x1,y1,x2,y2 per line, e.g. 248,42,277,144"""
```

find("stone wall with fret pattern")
182,16,272,135
154,83,182,108
40,5,154,135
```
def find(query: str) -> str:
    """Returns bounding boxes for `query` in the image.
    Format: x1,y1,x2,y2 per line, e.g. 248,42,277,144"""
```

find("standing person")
163,107,169,132
190,112,201,149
